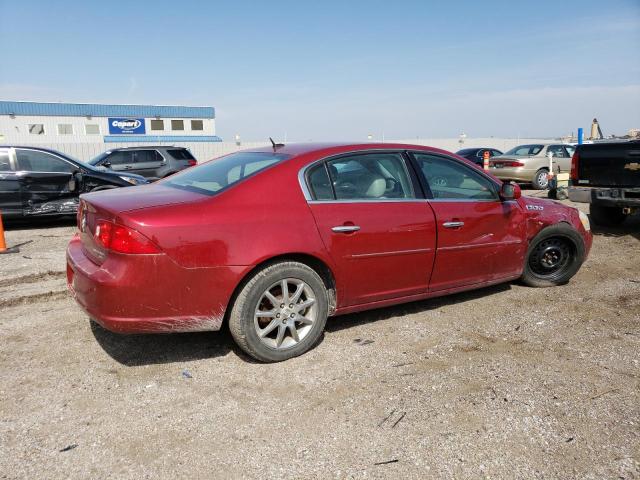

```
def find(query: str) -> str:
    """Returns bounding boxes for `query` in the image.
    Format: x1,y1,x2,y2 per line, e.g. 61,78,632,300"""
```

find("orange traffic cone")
0,210,19,254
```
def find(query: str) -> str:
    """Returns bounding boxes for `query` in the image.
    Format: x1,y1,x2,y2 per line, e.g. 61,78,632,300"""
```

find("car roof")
103,146,188,151
238,142,456,158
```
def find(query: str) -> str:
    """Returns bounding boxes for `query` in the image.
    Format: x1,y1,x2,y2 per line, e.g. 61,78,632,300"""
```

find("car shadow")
590,214,640,241
91,282,513,366
3,215,77,231
327,282,512,332
90,320,233,366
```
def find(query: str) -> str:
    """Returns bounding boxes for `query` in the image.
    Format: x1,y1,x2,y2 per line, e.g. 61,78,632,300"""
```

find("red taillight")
94,220,161,254
570,151,579,181
492,161,525,167
188,159,197,166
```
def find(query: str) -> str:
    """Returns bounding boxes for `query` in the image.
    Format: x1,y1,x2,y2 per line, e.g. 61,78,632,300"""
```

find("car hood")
81,183,202,214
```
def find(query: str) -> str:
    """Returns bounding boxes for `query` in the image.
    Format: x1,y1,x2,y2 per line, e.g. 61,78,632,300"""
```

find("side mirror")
500,182,521,200
103,161,112,168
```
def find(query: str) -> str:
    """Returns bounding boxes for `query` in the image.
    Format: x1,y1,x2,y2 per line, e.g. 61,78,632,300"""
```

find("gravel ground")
0,192,638,479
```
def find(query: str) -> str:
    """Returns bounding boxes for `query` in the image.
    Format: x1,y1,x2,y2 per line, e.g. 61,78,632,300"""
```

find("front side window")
150,120,164,131
28,124,45,135
105,151,134,166
85,124,100,135
166,151,288,195
16,149,74,173
57,124,73,135
323,152,414,200
171,120,184,131
191,120,204,131
413,153,498,201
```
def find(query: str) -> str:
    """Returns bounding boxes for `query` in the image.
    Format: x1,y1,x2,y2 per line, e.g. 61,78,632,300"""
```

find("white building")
0,101,222,161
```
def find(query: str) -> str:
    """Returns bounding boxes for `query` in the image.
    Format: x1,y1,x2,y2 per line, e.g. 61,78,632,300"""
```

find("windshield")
456,149,475,155
88,152,110,165
504,144,544,156
164,151,290,195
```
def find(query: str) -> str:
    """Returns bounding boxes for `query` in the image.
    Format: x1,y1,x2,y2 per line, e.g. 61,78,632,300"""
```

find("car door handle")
332,225,361,233
443,221,464,228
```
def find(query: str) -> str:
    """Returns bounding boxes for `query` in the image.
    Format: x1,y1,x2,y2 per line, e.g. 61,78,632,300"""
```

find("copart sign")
108,118,145,134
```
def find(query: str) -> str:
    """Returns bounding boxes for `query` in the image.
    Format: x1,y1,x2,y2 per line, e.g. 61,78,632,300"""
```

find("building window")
28,124,45,135
57,124,73,135
191,120,204,131
171,120,184,131
85,124,100,135
150,119,164,131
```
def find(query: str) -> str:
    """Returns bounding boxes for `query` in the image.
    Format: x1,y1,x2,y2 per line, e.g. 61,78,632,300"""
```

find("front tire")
521,224,585,287
589,204,626,227
228,261,328,362
532,168,549,190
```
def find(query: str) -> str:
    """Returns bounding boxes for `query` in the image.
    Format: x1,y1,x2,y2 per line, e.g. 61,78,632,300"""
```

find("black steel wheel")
521,224,586,287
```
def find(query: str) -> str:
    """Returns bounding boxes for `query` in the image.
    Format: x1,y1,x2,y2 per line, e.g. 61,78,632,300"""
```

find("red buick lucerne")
67,143,592,362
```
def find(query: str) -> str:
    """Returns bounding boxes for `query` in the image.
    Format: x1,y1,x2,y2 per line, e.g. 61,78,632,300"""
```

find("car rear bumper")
569,187,640,207
66,235,245,333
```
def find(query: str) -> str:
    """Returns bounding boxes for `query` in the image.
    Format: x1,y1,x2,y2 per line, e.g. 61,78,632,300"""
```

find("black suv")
0,146,147,218
89,146,197,181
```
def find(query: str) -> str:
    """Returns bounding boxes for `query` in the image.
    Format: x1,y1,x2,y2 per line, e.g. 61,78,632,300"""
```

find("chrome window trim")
298,148,419,203
408,150,502,201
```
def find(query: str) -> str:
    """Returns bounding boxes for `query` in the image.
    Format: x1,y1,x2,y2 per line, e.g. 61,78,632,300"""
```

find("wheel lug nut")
280,304,285,308
276,313,280,318
290,313,295,318
289,304,293,308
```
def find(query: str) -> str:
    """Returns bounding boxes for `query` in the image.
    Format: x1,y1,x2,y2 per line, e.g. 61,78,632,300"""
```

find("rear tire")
532,168,549,190
228,261,328,362
589,204,626,227
521,224,585,287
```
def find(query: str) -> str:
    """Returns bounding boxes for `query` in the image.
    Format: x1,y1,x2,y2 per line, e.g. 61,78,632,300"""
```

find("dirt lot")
0,192,638,479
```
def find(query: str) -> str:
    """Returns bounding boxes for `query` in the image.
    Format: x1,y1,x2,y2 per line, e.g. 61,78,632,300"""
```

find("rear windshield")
164,151,289,195
504,144,544,156
167,149,195,160
456,149,475,155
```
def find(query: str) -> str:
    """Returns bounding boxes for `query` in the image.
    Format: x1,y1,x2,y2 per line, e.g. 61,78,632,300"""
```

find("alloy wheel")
253,278,317,350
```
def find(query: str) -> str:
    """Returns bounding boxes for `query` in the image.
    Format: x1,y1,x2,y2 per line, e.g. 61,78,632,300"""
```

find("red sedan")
67,143,592,362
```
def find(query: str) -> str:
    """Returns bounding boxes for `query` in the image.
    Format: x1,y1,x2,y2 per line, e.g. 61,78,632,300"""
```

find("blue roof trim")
0,101,214,118
104,135,222,143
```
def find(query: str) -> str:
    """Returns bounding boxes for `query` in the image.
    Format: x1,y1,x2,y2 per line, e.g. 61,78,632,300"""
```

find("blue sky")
1,0,639,141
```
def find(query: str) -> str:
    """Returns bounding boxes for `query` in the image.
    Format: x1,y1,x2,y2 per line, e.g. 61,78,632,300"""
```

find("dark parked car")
456,148,503,166
89,146,197,181
0,146,147,218
67,142,592,362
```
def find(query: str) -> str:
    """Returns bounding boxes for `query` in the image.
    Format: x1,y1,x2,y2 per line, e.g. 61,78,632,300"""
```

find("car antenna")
269,137,285,150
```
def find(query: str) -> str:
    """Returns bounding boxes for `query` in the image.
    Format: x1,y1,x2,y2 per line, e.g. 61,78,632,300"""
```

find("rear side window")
134,150,163,162
165,151,289,195
325,153,414,200
0,151,11,171
414,153,497,201
307,164,334,200
167,149,195,160
504,144,544,156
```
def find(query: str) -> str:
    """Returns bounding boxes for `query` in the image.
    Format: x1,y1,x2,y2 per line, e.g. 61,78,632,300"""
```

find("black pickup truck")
568,140,640,226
